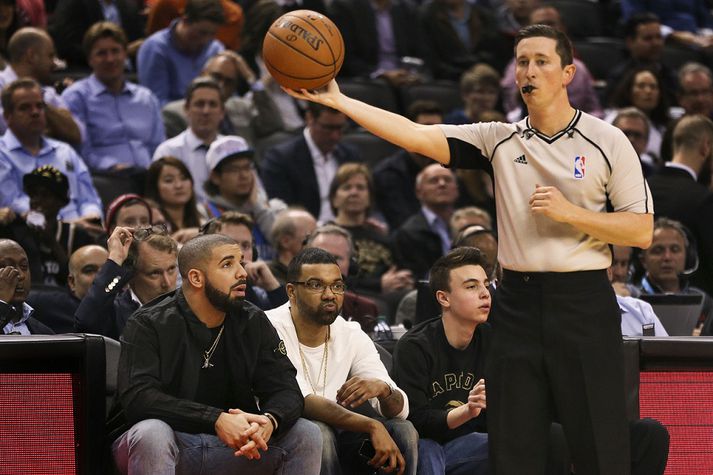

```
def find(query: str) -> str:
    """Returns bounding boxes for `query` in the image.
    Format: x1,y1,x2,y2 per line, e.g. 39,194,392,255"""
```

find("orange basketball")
262,10,344,91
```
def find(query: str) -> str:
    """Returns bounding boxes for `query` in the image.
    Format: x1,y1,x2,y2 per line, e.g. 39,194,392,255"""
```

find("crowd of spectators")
1,0,712,472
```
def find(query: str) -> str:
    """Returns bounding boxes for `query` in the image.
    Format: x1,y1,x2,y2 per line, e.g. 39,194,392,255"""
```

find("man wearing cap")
74,224,178,339
204,135,286,259
1,165,96,287
0,238,54,334
153,76,224,203
0,78,104,231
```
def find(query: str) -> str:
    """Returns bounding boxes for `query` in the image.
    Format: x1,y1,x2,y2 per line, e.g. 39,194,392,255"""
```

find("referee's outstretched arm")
284,80,452,166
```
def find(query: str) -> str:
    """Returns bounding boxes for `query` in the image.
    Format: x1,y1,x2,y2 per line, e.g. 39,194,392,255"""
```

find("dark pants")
546,419,670,475
486,269,630,475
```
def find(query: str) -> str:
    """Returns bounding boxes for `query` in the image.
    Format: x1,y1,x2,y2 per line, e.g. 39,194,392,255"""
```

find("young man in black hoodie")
392,247,490,475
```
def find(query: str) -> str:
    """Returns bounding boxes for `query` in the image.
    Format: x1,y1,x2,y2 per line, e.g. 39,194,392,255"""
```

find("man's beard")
296,299,340,326
205,278,245,315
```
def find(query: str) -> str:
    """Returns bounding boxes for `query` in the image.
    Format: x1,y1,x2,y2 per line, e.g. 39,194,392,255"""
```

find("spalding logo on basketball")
262,10,345,91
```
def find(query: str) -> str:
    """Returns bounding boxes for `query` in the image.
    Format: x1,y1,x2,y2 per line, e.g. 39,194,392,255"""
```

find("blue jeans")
314,418,418,475
417,432,489,475
112,418,322,475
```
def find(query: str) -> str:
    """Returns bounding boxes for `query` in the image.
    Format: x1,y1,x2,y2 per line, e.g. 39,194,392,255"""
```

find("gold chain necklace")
202,325,224,369
297,326,330,396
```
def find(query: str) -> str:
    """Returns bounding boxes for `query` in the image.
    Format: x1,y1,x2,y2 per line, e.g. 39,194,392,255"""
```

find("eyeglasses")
291,279,347,294
133,223,168,240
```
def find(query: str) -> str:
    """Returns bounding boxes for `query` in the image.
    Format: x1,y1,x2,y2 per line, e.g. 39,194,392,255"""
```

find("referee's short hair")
515,24,573,67
429,247,487,294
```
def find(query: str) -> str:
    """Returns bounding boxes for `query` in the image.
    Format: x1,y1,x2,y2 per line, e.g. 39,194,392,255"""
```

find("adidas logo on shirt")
514,155,528,165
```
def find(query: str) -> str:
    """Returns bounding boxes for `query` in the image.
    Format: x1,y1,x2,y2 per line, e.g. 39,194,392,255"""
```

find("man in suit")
647,114,713,295
260,102,361,222
393,164,459,280
74,224,178,339
329,0,424,85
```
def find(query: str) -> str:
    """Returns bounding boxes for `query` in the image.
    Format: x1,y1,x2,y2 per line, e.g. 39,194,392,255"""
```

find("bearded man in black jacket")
109,233,322,475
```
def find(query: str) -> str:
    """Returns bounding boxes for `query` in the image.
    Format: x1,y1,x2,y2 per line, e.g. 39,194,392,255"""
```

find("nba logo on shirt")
574,156,585,179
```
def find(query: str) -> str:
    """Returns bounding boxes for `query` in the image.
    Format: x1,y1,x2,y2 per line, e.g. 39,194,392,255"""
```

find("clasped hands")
215,408,274,460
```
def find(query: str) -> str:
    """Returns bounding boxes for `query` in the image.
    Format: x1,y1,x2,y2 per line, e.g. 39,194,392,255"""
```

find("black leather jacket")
107,288,303,441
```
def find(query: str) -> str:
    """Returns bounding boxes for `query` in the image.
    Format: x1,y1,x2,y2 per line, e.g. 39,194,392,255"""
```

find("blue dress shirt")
618,295,669,337
137,20,224,105
0,66,87,139
62,75,165,171
0,130,103,220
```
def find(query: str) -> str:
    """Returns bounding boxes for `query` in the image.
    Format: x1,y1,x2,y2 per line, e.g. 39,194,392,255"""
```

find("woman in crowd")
329,163,414,316
104,194,152,237
607,65,671,161
145,156,206,243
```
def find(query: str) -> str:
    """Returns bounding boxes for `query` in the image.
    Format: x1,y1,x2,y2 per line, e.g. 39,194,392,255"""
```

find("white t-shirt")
266,302,408,419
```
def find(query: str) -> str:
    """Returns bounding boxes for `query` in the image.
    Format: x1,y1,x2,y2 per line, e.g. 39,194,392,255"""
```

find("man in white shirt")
153,77,224,202
266,247,417,475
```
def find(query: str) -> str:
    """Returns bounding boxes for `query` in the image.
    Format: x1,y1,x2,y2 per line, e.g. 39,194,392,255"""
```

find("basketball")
262,10,344,91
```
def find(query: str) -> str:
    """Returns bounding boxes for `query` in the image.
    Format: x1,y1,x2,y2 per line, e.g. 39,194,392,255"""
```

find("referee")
288,24,653,475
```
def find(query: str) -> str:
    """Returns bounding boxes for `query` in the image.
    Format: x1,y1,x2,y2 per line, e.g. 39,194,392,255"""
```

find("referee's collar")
523,110,581,143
